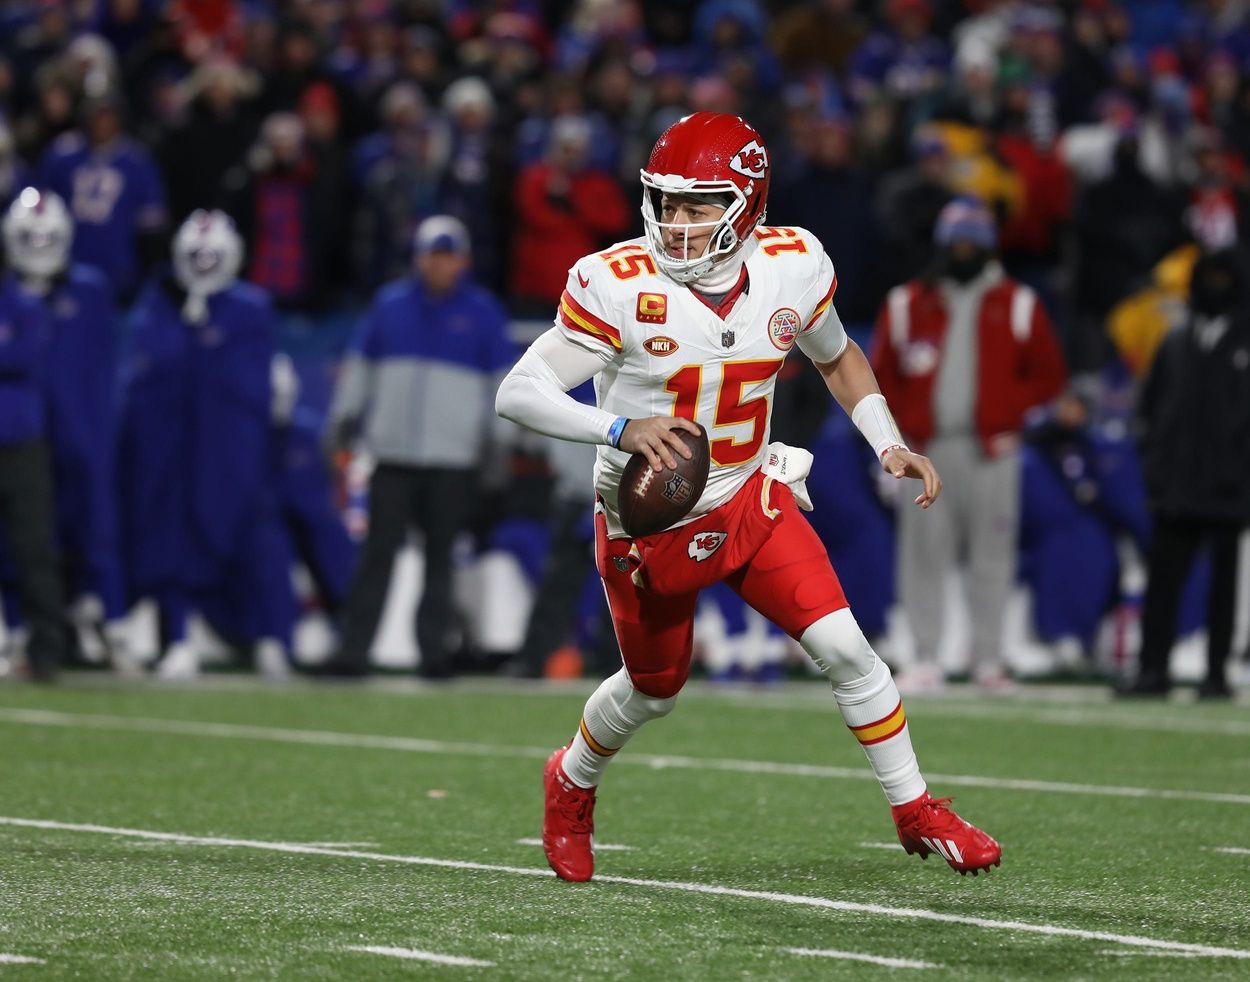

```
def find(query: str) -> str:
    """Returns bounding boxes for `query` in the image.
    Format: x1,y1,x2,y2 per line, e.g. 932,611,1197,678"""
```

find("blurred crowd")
0,0,1248,690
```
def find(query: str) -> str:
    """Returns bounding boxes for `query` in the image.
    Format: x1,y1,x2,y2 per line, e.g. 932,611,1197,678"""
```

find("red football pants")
594,471,848,698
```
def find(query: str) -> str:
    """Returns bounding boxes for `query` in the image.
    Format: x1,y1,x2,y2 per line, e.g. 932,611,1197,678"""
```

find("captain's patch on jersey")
636,292,668,324
767,307,800,350
643,335,679,356
687,530,727,562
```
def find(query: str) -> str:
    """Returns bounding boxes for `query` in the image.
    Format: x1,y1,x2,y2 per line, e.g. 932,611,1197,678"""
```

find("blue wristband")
607,416,629,449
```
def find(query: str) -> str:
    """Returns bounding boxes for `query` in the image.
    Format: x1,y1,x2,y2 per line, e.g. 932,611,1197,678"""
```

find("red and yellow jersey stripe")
559,290,623,351
848,701,907,746
803,275,838,332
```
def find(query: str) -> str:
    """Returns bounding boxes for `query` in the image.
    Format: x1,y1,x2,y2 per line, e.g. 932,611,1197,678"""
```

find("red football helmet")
640,112,770,283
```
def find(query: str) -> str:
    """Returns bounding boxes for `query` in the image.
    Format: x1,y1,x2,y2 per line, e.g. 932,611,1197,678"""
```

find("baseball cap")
414,215,470,254
934,197,997,249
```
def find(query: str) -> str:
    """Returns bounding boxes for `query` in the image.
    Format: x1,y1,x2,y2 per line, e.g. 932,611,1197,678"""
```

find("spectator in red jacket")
509,115,630,314
871,197,1066,691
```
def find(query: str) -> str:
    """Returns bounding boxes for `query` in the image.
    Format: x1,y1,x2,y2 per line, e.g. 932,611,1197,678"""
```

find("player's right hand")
619,416,701,472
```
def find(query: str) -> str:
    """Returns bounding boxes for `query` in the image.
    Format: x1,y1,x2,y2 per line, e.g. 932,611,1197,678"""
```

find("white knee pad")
597,667,678,732
798,608,878,685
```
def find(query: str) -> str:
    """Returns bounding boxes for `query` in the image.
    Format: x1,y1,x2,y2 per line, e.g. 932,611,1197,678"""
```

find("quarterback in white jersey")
557,223,844,537
496,112,1000,883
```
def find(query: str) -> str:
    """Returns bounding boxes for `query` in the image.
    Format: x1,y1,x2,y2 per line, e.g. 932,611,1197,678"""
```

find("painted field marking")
515,837,633,852
1,816,1247,961
786,947,941,969
300,841,378,848
0,954,45,964
1214,847,1250,856
858,841,904,851
1098,949,1206,959
1,706,1248,807
346,945,493,967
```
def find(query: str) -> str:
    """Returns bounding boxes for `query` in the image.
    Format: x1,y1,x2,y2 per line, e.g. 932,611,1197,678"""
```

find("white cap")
414,215,470,255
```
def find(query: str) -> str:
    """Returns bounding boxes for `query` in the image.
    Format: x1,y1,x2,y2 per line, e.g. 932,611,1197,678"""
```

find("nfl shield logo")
721,329,735,348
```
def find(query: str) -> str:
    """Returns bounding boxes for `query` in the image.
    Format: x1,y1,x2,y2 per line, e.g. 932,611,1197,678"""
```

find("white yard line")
0,954,45,964
299,841,378,848
1097,949,1207,959
858,841,904,851
0,815,1246,961
515,837,633,852
1,707,1247,807
1214,847,1250,856
786,947,941,969
346,945,493,967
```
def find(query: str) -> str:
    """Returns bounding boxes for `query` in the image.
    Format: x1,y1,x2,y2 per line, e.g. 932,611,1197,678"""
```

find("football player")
118,210,286,679
497,112,1002,880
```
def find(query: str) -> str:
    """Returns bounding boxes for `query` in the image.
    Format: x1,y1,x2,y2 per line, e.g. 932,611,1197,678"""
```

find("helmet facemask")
2,188,72,293
640,178,750,284
172,210,244,323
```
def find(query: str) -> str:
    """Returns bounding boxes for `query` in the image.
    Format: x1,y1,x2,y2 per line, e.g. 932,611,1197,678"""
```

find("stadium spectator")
2,188,131,671
222,111,342,312
872,198,1066,689
440,76,510,291
1120,246,1250,699
321,216,514,678
1069,134,1187,374
509,115,631,314
0,191,71,682
37,90,167,302
159,56,260,224
873,128,955,283
0,124,28,210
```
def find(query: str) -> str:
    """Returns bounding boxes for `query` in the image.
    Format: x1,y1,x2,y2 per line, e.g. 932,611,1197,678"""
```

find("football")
618,423,710,538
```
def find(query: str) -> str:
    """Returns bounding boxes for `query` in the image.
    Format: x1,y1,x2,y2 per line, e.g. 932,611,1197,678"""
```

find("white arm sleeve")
495,327,619,445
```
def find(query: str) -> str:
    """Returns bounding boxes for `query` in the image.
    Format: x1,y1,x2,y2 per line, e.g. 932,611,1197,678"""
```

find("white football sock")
800,610,926,805
561,668,677,788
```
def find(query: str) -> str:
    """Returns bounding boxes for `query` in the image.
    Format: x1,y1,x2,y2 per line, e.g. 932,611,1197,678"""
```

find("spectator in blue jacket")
322,215,515,678
0,189,71,680
36,91,166,302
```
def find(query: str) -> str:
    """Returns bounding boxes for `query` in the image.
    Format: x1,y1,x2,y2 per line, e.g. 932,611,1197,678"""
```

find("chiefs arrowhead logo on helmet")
729,140,768,179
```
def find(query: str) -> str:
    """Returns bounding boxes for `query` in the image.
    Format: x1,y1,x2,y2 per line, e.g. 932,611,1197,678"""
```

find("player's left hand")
881,446,942,509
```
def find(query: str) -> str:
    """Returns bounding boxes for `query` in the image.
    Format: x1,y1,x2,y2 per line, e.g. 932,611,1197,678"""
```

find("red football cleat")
542,747,596,882
891,791,1002,876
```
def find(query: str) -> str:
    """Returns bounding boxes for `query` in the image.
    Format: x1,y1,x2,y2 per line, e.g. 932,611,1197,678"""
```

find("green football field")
0,676,1247,980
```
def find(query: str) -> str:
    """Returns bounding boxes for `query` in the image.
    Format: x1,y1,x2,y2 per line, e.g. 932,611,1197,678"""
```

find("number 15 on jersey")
665,359,783,467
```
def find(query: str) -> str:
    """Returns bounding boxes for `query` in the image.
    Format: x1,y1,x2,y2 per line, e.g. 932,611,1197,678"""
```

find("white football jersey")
555,228,847,538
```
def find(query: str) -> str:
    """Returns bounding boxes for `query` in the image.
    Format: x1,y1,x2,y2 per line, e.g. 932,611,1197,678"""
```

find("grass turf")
0,677,1246,979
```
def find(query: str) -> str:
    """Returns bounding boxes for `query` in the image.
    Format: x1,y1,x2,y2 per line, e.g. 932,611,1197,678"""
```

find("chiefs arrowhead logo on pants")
687,531,728,562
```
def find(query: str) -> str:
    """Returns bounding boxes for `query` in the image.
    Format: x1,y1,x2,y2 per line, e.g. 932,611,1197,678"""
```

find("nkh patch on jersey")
643,335,679,356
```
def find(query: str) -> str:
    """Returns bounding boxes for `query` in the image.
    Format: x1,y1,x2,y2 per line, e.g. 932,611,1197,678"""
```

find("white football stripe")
1098,949,1207,959
787,947,940,969
1214,847,1250,856
0,954,45,964
1,707,1247,807
515,837,633,851
1,815,1247,960
346,946,493,967
857,841,902,851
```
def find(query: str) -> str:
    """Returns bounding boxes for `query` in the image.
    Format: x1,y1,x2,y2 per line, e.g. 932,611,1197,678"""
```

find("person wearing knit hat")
871,195,1067,692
